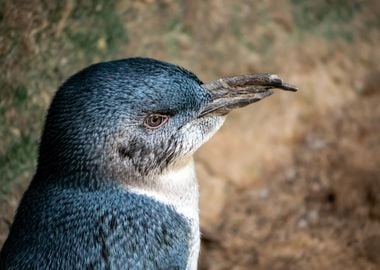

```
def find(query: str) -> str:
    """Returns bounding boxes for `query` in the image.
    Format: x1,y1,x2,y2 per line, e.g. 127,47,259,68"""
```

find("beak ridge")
200,73,298,116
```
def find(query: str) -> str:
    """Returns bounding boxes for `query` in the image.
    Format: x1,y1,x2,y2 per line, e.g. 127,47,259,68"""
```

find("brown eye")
144,114,169,129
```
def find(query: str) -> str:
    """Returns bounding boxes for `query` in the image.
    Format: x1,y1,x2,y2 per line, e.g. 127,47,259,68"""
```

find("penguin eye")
144,114,169,129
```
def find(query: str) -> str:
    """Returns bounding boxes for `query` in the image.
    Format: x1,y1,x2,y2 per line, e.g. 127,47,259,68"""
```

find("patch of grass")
364,13,380,29
13,84,28,107
231,5,243,41
291,0,360,41
165,18,186,58
0,0,130,201
66,0,127,63
241,34,274,55
166,17,183,32
0,135,37,198
230,3,274,55
0,81,28,108
0,79,41,199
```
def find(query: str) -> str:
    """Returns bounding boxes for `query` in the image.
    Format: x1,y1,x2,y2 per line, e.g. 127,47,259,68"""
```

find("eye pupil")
144,114,169,129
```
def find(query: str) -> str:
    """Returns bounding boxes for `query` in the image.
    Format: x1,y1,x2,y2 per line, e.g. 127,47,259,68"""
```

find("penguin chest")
186,218,200,270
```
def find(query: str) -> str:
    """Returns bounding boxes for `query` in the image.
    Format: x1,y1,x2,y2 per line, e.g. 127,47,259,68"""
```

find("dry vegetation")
1,0,380,269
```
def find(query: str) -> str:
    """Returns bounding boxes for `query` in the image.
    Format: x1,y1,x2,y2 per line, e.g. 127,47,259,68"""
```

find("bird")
0,57,297,269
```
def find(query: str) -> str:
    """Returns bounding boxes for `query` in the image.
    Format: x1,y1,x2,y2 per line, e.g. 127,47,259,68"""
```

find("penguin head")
37,58,221,185
37,57,296,187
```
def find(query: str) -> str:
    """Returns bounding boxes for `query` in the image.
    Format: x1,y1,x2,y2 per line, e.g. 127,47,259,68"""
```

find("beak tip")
269,74,298,92
282,83,299,92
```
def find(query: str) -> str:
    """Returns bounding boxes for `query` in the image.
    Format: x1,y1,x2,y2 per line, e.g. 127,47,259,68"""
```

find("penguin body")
0,57,297,269
1,58,209,270
2,184,190,269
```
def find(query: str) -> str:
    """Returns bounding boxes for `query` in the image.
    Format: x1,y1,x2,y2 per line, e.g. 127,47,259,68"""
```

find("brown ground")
198,94,380,270
1,1,380,269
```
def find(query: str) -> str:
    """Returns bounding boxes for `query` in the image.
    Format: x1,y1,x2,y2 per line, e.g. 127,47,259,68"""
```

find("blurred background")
1,0,379,269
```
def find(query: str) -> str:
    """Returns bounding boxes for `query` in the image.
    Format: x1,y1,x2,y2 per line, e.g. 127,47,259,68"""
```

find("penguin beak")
200,74,298,116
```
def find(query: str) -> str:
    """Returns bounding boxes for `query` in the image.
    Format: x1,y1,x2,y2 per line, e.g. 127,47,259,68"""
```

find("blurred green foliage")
0,135,37,196
67,0,127,61
0,0,127,199
291,0,359,41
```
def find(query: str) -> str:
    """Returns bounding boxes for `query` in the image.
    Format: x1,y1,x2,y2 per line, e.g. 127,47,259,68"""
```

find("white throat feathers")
127,159,200,270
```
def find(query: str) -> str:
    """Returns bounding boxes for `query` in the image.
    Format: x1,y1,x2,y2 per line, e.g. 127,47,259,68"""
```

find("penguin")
0,57,297,269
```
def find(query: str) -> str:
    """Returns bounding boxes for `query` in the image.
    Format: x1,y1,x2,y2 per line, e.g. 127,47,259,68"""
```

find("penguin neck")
128,157,199,222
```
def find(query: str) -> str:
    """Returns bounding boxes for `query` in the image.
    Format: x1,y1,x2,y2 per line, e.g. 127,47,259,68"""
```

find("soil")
198,94,380,270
